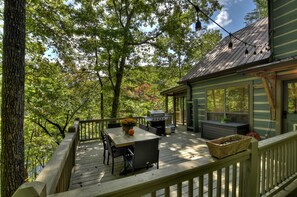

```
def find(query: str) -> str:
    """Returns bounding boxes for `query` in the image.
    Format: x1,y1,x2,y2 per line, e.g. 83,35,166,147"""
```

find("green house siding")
271,0,297,60
253,79,276,136
190,75,276,136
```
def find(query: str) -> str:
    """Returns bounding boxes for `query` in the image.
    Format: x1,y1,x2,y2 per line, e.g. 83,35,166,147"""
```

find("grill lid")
148,110,165,117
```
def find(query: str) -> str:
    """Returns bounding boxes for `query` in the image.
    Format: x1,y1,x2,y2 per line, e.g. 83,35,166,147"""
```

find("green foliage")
24,120,57,181
287,82,297,114
0,0,223,182
244,0,268,25
207,86,249,113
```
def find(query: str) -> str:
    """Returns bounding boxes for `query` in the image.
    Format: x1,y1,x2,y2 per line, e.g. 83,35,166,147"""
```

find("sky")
207,0,256,38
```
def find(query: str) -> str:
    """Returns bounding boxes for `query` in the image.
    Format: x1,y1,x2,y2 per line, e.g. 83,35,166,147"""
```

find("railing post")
68,118,80,167
245,138,260,197
12,182,46,197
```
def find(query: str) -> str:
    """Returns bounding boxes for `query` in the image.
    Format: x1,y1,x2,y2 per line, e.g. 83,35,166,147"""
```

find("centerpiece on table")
121,118,136,135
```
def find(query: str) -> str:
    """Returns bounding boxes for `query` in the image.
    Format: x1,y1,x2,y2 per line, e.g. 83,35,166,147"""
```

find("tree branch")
127,32,162,46
32,120,60,145
112,0,125,28
107,50,115,88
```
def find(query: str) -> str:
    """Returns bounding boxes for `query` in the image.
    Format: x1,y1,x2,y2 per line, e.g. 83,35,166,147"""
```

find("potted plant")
220,114,230,123
206,134,252,159
121,118,136,134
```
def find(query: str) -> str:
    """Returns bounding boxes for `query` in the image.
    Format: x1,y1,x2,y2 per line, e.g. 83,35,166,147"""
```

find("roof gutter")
237,56,297,74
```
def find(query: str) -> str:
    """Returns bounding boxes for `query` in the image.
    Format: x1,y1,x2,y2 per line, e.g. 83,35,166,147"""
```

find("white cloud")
207,8,232,30
219,0,243,6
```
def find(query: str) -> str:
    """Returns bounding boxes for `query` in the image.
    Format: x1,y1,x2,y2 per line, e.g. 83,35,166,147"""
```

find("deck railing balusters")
208,172,213,197
188,179,193,197
177,182,182,197
165,187,170,197
198,175,203,197
238,161,244,196
151,191,156,197
224,166,229,197
274,147,277,186
231,164,237,197
216,169,222,196
79,117,146,141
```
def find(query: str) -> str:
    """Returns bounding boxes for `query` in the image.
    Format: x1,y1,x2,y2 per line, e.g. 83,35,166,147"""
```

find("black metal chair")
107,123,121,128
139,123,148,131
148,126,157,134
106,135,126,174
124,138,159,173
100,130,108,164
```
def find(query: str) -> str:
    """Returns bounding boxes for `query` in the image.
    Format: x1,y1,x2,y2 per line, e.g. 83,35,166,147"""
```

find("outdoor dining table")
105,126,160,148
105,126,160,175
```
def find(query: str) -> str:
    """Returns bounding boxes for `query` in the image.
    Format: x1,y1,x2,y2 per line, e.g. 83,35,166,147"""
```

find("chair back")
139,124,148,131
107,123,121,128
133,138,159,169
100,130,107,148
106,135,113,153
148,126,157,134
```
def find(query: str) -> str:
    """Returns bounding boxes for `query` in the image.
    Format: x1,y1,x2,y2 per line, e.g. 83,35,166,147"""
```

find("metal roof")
160,85,187,96
180,18,271,83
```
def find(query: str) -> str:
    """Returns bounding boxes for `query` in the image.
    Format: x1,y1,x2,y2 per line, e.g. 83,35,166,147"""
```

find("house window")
207,89,224,112
206,85,249,123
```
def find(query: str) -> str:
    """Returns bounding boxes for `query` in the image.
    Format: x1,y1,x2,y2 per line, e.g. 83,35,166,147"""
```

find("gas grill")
146,110,168,135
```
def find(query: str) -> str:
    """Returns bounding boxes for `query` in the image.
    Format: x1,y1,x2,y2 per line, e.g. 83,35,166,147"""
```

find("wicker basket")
206,134,252,159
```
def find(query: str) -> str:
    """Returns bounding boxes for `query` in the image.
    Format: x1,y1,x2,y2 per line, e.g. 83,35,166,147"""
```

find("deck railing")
258,131,297,196
79,116,146,141
13,118,297,197
48,150,254,197
12,120,80,197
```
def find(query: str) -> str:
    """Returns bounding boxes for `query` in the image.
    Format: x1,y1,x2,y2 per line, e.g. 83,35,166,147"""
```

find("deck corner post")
68,125,76,133
69,119,80,133
245,138,260,197
12,181,46,197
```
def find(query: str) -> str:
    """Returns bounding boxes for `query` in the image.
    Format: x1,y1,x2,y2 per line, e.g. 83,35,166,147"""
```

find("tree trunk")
1,1,26,197
111,56,125,118
95,49,105,119
101,92,104,119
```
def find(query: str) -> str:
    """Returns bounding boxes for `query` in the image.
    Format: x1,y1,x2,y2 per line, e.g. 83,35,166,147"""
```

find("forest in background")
1,0,222,182
0,0,266,189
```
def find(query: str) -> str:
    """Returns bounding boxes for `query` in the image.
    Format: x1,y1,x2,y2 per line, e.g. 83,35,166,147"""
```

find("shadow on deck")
69,125,210,190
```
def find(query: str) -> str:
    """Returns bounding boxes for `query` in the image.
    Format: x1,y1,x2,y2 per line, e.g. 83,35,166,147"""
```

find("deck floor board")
69,125,209,190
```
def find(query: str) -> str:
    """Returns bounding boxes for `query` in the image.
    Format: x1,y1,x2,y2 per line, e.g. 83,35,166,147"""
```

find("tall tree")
1,0,26,196
70,0,221,118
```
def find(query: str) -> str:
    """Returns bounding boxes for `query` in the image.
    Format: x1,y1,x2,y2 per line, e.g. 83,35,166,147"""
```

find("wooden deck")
69,125,210,190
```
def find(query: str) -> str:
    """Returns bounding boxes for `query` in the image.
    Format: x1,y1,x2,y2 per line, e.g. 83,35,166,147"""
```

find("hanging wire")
228,33,233,49
244,43,249,56
186,0,269,55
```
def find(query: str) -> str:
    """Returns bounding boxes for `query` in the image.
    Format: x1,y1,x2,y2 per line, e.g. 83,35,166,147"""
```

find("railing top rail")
79,116,146,123
35,133,76,194
259,131,297,151
48,150,250,197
